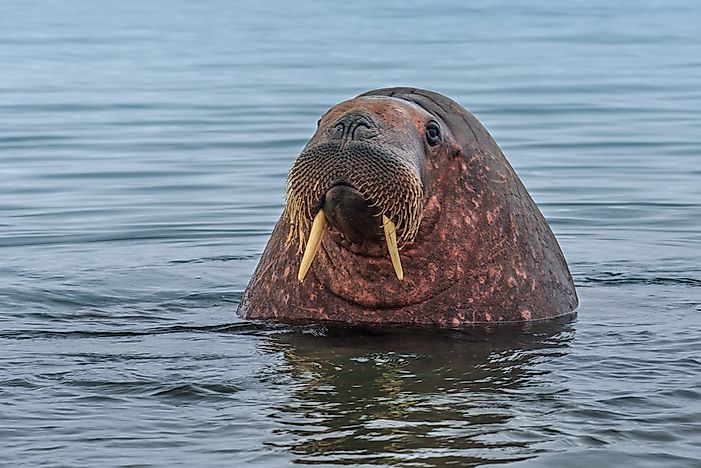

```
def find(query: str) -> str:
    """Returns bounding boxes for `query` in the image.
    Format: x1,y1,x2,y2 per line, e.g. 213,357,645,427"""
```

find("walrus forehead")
317,96,435,138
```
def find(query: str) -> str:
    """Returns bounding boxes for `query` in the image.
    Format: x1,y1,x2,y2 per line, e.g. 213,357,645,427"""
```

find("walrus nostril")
330,112,379,141
352,122,374,140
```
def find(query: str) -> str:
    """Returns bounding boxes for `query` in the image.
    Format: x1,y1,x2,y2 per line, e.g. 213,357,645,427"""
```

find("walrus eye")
426,121,441,146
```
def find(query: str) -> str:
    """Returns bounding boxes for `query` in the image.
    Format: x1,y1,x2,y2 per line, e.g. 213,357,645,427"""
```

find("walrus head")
239,88,578,326
284,97,443,281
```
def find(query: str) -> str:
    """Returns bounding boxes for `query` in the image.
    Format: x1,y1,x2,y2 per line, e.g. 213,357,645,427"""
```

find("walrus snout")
322,184,382,245
285,101,429,282
285,140,424,245
328,111,380,141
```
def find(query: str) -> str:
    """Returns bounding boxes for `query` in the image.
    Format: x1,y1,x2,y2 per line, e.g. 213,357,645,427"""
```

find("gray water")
1,0,700,466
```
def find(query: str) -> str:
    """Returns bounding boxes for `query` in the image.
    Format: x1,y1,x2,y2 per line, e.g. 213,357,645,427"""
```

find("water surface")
1,0,700,466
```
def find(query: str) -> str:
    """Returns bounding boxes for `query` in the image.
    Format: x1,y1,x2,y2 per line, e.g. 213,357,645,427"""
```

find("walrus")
238,87,578,326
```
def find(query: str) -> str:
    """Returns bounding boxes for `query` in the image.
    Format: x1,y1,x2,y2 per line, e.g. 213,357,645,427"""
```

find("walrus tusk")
382,215,404,280
298,210,326,282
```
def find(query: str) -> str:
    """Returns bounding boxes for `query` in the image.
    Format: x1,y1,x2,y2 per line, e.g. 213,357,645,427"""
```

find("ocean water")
1,0,700,466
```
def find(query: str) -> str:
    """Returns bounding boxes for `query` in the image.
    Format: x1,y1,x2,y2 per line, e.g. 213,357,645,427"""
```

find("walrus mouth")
284,140,424,282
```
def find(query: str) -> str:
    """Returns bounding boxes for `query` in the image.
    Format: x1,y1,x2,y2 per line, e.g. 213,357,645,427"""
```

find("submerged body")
238,88,578,326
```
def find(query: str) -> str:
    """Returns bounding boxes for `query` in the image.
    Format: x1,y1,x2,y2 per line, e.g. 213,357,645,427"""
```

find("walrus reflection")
266,320,574,465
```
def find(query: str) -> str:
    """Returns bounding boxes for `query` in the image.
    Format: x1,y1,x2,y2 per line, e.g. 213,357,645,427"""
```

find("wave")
580,272,701,287
0,322,281,341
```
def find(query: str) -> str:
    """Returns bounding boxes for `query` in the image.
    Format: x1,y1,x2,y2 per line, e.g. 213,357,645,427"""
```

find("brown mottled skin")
238,88,578,326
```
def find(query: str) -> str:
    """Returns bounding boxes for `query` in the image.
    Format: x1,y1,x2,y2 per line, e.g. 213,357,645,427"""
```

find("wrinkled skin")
238,88,578,326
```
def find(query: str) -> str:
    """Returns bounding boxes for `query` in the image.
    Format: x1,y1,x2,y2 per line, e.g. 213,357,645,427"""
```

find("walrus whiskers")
284,141,423,280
